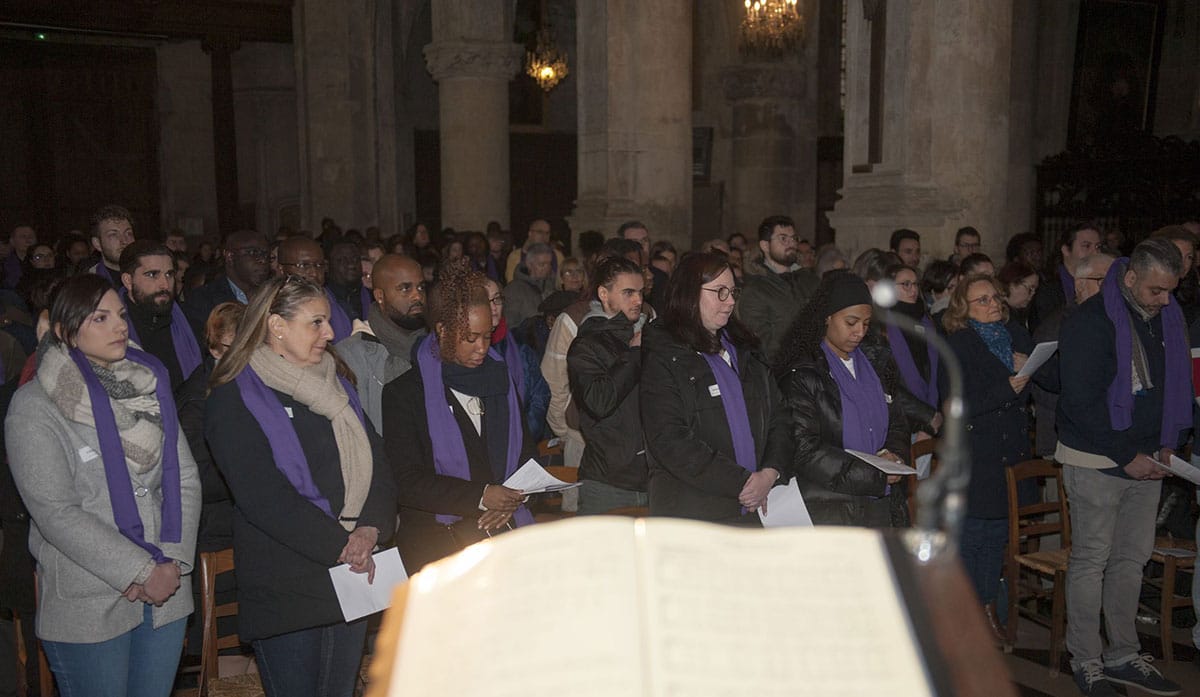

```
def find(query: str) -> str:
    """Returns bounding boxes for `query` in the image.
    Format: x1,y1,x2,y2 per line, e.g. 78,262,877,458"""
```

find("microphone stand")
873,281,968,564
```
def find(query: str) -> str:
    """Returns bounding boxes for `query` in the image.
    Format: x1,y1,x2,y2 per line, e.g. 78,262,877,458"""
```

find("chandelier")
740,0,805,57
525,27,569,92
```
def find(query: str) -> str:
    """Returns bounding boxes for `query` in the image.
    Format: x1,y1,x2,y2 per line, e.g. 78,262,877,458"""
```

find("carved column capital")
722,63,805,102
423,41,523,82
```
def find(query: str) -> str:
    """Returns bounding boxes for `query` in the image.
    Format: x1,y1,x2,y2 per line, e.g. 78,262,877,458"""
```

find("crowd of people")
1,206,1200,697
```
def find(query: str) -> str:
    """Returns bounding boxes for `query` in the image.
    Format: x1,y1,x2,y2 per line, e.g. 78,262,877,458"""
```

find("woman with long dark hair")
774,270,911,526
6,273,200,696
381,261,534,570
640,252,790,522
205,275,395,697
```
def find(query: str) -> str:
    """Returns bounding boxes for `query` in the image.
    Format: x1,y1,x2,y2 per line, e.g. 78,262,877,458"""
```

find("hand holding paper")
758,478,813,527
502,459,581,494
1158,455,1200,486
1015,341,1058,378
846,449,917,476
329,548,408,622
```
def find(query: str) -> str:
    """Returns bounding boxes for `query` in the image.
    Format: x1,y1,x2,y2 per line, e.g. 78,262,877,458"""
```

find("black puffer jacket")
780,349,911,527
639,323,791,523
567,311,647,492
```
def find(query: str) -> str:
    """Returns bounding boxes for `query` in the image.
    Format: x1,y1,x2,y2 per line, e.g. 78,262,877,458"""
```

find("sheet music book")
385,518,937,696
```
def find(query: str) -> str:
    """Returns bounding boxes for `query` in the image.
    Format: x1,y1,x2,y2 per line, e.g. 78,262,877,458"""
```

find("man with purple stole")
1029,223,1101,333
118,241,203,390
1056,238,1188,697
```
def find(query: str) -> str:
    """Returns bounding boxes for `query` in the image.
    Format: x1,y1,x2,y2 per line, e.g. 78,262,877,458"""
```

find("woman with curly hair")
774,270,911,527
381,260,535,570
640,252,790,522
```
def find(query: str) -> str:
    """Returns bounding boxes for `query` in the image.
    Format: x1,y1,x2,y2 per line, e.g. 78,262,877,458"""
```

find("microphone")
872,279,968,563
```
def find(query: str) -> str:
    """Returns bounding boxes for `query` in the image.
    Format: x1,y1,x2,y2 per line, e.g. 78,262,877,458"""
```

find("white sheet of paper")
502,459,581,494
758,478,813,527
846,449,918,476
1016,341,1058,378
329,547,408,622
1160,455,1200,486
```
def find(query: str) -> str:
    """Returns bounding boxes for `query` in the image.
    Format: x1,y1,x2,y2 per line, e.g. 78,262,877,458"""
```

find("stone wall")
157,40,218,239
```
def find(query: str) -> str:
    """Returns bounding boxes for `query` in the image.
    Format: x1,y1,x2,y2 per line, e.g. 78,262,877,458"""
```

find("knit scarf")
235,346,373,531
37,342,181,561
968,319,1014,372
698,332,757,474
119,288,202,379
416,335,533,527
1101,258,1191,446
366,304,424,381
820,341,888,453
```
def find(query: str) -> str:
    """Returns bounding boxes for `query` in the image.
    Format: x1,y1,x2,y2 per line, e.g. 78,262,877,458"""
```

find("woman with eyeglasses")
940,272,1039,643
5,274,201,696
204,275,395,697
881,262,943,476
640,252,790,523
773,270,911,527
382,261,536,571
996,261,1040,333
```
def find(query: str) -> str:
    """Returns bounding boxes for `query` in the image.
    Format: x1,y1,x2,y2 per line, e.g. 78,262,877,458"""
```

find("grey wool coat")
5,380,201,643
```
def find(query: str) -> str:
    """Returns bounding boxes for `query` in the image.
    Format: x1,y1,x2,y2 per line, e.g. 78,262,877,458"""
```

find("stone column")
293,0,400,232
827,0,1014,262
203,35,241,237
722,63,811,239
424,0,522,231
569,0,693,250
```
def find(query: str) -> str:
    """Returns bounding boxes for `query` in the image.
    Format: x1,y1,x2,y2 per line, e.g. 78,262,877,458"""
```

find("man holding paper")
1056,239,1189,697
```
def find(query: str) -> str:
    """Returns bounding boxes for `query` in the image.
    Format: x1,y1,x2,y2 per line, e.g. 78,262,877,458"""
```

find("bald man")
276,237,356,341
335,254,428,431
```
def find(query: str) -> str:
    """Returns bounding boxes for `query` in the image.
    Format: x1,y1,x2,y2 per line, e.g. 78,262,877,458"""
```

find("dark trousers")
960,516,1008,604
254,619,367,697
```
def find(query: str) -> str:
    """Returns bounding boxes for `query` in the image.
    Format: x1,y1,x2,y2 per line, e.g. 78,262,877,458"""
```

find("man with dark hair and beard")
118,240,203,390
336,254,427,432
736,214,819,359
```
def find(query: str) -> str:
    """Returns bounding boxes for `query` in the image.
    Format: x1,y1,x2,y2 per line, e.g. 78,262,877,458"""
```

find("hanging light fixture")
525,27,568,92
740,0,805,57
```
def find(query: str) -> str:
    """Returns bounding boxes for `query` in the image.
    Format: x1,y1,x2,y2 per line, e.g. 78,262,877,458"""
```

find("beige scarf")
248,346,373,531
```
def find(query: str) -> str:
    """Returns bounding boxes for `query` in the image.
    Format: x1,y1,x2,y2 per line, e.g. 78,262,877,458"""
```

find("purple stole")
360,286,373,321
3,252,21,289
92,262,117,286
119,289,202,380
886,320,939,408
234,364,368,519
821,342,888,453
698,333,757,474
1100,258,1191,446
326,288,352,341
70,347,182,563
485,255,501,283
416,335,533,527
1058,265,1075,307
492,336,527,404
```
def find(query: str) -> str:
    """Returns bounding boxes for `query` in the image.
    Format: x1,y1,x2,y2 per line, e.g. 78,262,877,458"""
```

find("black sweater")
205,379,395,641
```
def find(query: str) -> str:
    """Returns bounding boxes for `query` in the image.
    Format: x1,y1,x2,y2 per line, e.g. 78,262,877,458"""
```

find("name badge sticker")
284,407,294,419
78,446,99,463
708,384,721,397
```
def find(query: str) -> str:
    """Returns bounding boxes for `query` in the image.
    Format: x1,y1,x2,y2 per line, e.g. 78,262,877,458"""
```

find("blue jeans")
254,620,367,697
577,479,649,515
42,604,186,697
959,517,1008,605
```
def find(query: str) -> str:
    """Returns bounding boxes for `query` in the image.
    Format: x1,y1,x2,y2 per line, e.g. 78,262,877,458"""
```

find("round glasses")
702,286,741,302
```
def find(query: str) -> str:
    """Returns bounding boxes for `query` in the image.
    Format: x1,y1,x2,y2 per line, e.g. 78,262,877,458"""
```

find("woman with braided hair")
381,259,536,571
204,274,395,697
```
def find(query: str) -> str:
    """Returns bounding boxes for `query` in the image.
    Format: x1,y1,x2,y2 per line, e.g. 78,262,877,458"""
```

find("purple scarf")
698,333,757,474
3,252,21,289
119,289,202,380
1059,264,1075,307
93,262,117,286
360,285,373,321
485,254,501,283
821,342,889,453
416,335,533,527
234,364,368,519
492,336,527,404
70,347,182,563
326,288,352,342
1101,258,1191,446
886,319,939,407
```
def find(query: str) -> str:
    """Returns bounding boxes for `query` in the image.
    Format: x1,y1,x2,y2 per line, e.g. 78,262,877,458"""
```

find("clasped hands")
123,561,181,606
478,484,524,532
738,467,780,514
338,526,380,584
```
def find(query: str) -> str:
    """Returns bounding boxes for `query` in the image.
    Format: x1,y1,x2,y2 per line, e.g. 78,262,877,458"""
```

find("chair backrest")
542,465,579,484
910,437,938,463
199,549,240,695
1005,459,1070,553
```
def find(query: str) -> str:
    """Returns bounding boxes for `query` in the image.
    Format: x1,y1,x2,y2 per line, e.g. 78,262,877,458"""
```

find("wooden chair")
198,549,262,697
11,606,54,697
1004,459,1070,673
907,437,938,522
1139,537,1196,662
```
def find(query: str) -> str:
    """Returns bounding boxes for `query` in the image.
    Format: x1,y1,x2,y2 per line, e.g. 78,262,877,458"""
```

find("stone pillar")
569,0,693,250
424,0,522,231
827,0,1014,262
722,63,811,240
293,0,400,232
204,35,241,237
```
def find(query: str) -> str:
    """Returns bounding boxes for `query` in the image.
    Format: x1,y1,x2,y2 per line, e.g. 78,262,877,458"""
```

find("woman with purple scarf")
205,275,395,697
640,253,791,523
5,274,201,696
775,271,911,527
382,261,535,571
941,273,1040,643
